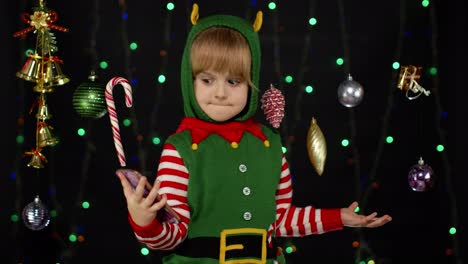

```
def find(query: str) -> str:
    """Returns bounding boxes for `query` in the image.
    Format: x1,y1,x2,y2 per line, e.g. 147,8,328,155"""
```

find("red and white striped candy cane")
105,77,133,167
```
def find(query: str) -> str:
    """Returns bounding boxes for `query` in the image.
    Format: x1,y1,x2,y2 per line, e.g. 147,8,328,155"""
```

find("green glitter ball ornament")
72,72,107,119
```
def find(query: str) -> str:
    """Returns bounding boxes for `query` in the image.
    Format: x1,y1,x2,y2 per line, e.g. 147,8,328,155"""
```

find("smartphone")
116,169,180,223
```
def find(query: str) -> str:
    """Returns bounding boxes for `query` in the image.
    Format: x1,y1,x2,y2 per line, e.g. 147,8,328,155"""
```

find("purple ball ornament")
22,195,50,231
408,157,435,192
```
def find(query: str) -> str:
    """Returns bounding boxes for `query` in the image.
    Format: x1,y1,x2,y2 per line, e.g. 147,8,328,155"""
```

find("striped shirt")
129,143,343,250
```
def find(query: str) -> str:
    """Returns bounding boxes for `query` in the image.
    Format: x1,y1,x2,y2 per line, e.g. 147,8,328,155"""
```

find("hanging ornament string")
105,77,133,167
428,4,460,262
361,1,406,212
293,0,327,176
355,1,407,262
270,5,290,157
59,0,104,258
117,0,147,172
10,0,29,241
336,0,367,262
146,1,174,174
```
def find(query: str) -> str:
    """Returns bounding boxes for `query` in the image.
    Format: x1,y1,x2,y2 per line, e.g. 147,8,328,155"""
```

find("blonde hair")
191,27,255,89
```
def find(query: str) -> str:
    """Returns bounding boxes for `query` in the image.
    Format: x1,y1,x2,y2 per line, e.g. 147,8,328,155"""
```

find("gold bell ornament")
42,56,70,86
25,148,47,169
37,122,59,148
33,57,70,93
16,53,43,82
32,94,52,121
35,102,52,121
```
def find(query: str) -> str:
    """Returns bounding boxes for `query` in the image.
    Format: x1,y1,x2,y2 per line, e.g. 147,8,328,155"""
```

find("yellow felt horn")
253,11,263,32
191,3,199,25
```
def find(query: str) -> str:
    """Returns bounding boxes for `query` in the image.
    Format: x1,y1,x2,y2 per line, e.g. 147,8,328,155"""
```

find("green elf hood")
180,10,262,122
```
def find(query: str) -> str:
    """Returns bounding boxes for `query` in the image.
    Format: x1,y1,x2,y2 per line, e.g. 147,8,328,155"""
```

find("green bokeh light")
429,67,437,76
421,0,430,7
123,119,132,127
392,61,400,70
341,139,349,147
158,74,166,84
166,2,175,10
336,58,344,65
129,42,138,50
305,85,313,93
141,247,150,255
25,49,34,57
308,17,317,26
50,210,57,217
436,144,444,152
152,137,161,145
282,146,287,154
77,128,86,136
354,206,360,213
99,61,109,69
285,75,293,83
10,214,19,222
16,135,24,144
69,234,77,242
386,136,394,144
82,201,90,209
268,2,276,10
449,227,457,235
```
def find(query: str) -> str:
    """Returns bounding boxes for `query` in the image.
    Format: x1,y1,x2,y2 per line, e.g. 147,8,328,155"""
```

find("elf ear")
253,11,263,32
191,3,199,25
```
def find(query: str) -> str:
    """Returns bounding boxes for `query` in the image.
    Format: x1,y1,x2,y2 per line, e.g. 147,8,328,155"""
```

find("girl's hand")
117,171,167,227
341,201,392,228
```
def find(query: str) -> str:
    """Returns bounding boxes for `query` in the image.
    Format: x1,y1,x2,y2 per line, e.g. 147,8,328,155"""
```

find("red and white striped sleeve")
268,155,343,240
129,143,191,250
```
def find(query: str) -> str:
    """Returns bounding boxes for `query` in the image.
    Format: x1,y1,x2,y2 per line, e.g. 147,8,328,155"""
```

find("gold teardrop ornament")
306,117,327,176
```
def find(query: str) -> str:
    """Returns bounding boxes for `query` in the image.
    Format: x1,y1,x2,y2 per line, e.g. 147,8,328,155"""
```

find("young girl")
117,5,391,264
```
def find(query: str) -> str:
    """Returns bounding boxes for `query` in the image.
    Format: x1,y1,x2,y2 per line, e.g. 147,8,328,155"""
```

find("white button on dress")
243,212,252,221
239,164,247,173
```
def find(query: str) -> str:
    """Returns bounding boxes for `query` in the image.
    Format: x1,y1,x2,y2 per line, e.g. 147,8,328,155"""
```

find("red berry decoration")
261,84,285,128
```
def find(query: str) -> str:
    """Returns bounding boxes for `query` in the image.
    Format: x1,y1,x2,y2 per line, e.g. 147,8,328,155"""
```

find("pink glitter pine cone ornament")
261,84,285,128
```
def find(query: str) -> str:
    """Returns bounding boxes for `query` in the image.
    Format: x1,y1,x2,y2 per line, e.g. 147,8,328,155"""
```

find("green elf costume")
128,4,344,264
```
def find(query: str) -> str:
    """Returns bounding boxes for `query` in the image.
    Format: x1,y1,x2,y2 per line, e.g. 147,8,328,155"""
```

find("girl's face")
194,70,248,122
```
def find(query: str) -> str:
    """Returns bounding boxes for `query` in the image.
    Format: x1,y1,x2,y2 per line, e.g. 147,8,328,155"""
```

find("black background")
1,0,466,263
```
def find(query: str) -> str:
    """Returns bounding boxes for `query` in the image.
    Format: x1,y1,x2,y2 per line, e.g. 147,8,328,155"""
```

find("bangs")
191,27,251,82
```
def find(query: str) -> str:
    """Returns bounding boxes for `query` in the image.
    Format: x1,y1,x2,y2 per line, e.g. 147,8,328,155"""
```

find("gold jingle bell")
36,103,52,120
17,53,43,83
43,58,70,86
33,57,70,93
37,124,59,147
27,153,45,169
34,79,55,93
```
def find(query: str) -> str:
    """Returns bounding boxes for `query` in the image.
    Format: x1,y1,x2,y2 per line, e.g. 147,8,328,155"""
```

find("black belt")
175,235,278,260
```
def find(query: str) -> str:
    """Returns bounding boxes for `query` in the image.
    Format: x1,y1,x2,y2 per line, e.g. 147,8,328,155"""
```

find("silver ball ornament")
22,195,50,231
337,74,364,107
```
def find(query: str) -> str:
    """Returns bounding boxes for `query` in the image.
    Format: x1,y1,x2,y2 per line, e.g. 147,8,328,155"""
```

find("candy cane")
105,77,133,167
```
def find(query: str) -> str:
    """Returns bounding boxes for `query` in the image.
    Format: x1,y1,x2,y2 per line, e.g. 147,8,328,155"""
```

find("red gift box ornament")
261,84,285,128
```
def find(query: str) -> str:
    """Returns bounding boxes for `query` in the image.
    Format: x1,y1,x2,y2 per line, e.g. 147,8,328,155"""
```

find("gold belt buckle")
219,228,267,264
